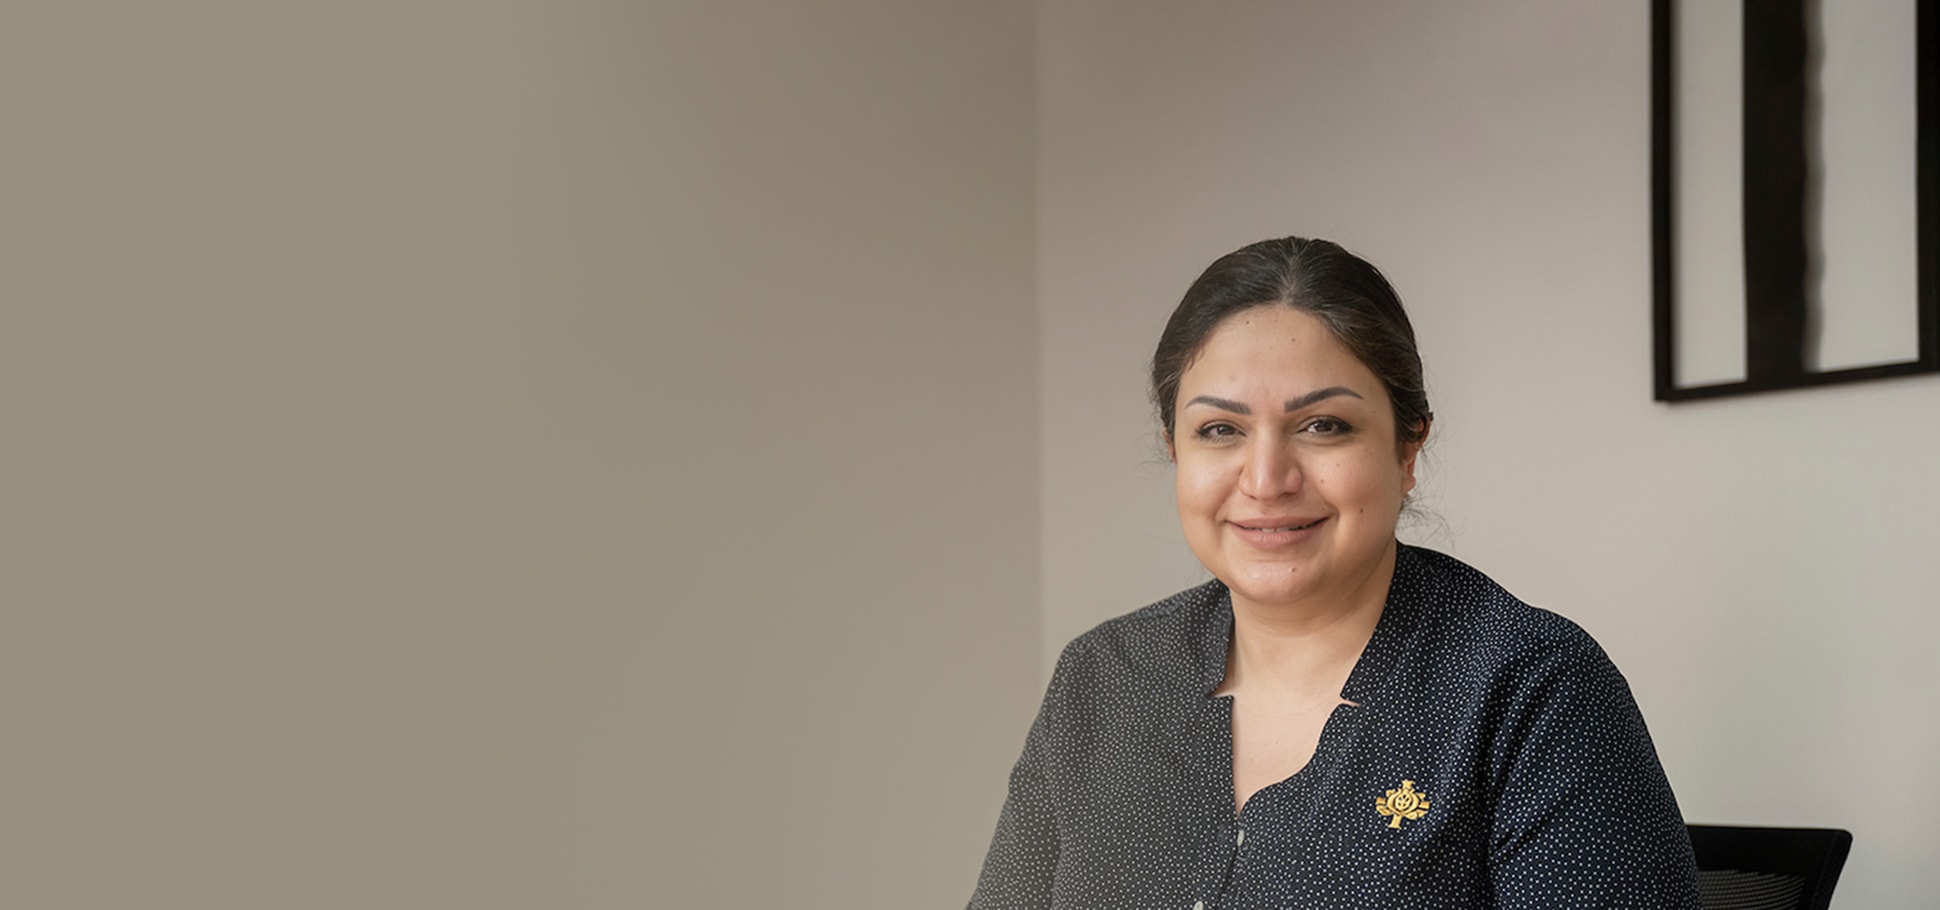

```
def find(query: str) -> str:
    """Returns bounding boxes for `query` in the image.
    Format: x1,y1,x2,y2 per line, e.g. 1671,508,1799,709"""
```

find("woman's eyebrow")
1184,387,1362,415
1285,386,1362,411
1183,395,1250,414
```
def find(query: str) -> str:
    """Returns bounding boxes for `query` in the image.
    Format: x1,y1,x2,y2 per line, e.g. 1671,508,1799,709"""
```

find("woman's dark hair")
1151,237,1432,450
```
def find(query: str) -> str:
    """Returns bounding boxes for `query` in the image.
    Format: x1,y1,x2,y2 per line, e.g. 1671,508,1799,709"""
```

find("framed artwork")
1651,0,1937,401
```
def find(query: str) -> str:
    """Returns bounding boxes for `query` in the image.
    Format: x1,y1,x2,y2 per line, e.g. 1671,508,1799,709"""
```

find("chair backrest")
1686,824,1853,910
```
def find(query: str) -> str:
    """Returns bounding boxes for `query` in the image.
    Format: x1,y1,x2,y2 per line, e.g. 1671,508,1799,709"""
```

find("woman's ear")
1161,429,1176,463
1399,419,1430,494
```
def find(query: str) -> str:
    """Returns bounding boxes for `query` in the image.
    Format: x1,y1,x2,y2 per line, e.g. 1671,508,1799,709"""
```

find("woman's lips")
1228,516,1327,546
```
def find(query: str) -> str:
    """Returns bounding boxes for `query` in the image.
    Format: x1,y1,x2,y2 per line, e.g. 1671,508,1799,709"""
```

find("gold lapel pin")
1375,779,1431,829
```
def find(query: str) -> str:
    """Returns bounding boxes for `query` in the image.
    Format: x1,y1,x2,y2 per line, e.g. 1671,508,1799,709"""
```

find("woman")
969,238,1700,909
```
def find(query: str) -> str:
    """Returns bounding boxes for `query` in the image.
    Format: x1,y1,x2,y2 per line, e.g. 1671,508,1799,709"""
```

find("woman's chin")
1223,568,1321,611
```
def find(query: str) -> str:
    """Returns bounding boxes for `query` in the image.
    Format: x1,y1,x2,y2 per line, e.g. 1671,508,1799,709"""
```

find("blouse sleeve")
1486,641,1703,909
966,655,1069,910
966,721,1058,908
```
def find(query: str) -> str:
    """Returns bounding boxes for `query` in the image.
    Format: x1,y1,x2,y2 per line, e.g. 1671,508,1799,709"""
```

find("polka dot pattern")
968,545,1702,909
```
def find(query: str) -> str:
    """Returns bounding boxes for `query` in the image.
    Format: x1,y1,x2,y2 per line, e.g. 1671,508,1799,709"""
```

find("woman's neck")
1221,546,1396,695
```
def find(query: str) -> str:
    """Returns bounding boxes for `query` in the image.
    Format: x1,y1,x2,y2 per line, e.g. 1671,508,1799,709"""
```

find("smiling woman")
968,238,1702,909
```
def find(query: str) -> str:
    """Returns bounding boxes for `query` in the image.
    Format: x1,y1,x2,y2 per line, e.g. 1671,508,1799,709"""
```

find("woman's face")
1169,306,1420,615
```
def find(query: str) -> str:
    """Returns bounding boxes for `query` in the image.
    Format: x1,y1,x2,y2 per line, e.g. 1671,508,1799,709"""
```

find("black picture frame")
1651,0,1939,401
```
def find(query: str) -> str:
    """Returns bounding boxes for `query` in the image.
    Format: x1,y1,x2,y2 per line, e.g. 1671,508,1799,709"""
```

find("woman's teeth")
1250,520,1319,532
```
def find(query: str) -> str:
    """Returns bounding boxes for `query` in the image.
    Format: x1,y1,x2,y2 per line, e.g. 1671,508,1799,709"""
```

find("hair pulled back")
1150,237,1432,449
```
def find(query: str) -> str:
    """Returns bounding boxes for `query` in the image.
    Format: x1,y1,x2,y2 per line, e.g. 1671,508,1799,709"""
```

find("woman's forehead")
1180,308,1381,397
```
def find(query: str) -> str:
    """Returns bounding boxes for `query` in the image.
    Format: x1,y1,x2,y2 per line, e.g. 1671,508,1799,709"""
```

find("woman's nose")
1237,439,1301,500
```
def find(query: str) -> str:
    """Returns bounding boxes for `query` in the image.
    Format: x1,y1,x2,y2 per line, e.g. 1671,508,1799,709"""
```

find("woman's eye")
1302,417,1353,437
1194,423,1239,440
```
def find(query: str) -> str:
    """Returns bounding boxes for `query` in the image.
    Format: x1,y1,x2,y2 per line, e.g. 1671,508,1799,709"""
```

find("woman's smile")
1227,516,1329,547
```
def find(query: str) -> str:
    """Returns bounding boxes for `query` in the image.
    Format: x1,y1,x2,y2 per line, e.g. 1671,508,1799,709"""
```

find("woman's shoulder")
1047,578,1226,693
1390,546,1644,736
1398,544,1608,668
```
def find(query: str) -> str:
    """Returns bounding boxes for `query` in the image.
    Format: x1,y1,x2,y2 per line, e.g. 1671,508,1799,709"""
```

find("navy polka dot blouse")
968,545,1701,909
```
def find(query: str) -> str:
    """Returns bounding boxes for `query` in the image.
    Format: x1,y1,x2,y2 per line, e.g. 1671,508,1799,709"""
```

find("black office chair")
1687,824,1852,910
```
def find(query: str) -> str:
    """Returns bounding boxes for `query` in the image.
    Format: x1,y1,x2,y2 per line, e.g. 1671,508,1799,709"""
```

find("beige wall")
5,2,1037,907
1039,1,1938,907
